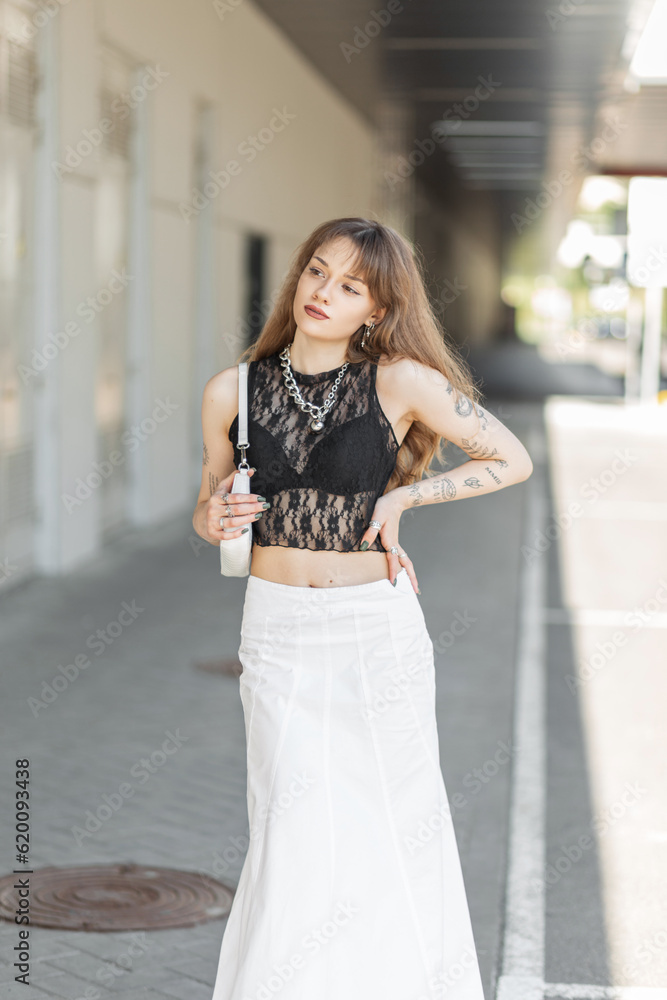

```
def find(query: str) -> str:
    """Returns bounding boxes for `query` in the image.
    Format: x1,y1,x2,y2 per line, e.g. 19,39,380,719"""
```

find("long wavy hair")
235,217,483,493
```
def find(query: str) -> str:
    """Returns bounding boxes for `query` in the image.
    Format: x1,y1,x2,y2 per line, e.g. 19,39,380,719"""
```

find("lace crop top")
227,350,400,552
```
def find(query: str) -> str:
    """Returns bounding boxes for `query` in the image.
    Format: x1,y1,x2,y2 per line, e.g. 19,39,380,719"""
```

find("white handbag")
220,362,253,577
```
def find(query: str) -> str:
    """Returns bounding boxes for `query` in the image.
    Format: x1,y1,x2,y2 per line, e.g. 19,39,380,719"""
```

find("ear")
369,305,387,325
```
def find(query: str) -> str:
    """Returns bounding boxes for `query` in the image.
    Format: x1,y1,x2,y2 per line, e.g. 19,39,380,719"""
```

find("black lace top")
228,350,400,552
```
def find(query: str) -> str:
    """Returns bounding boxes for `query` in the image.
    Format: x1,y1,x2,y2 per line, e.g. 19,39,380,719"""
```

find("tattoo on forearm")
407,483,424,506
208,472,220,496
433,477,457,501
203,442,209,466
461,437,499,460
464,476,483,489
484,465,502,484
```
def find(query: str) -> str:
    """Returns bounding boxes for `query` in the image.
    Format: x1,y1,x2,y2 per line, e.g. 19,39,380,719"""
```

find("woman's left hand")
358,492,420,594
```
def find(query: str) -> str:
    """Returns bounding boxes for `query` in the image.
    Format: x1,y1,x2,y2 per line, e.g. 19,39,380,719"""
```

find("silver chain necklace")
279,343,349,434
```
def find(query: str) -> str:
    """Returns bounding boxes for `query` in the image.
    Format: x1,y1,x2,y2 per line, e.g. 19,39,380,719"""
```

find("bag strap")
236,362,250,469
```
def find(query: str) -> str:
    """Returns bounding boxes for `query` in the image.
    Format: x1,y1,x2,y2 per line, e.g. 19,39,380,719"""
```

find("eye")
308,267,359,294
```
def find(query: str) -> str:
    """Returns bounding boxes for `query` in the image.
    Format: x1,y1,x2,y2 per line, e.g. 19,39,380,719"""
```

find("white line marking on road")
544,983,667,999
495,447,547,1000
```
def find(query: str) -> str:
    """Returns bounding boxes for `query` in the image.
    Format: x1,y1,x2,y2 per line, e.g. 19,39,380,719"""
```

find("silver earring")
361,321,375,349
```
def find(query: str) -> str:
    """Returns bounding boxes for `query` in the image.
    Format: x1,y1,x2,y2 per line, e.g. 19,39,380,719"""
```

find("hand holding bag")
220,362,252,577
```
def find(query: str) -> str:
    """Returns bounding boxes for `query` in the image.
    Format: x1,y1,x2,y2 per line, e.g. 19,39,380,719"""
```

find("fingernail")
256,495,266,501
392,578,397,587
241,527,250,534
417,587,421,594
255,512,263,519
360,541,369,551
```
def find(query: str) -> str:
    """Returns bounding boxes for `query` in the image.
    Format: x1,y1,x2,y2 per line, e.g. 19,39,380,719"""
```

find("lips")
304,305,329,320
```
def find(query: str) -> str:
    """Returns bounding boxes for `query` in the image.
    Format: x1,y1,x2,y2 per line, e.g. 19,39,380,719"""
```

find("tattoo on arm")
202,442,209,466
208,472,220,497
473,404,489,431
484,465,502,485
464,476,483,489
407,483,424,506
454,395,474,417
461,437,499,460
432,477,457,501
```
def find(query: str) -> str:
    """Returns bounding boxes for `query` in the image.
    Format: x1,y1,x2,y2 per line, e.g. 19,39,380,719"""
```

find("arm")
192,366,264,545
392,359,533,512
359,358,533,589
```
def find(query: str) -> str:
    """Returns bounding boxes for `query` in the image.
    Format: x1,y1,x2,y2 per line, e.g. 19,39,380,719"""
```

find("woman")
193,217,533,1000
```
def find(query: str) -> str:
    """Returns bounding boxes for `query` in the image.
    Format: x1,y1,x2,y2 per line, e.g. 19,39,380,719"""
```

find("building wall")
22,0,377,577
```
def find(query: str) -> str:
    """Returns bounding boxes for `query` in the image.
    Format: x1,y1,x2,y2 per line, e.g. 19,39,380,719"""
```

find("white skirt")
210,566,485,1000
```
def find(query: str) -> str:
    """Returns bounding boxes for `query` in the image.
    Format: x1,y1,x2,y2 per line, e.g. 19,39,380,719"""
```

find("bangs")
320,228,386,300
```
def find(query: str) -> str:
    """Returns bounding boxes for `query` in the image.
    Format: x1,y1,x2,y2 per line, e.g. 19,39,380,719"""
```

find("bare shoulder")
376,355,451,418
203,364,238,402
201,364,243,437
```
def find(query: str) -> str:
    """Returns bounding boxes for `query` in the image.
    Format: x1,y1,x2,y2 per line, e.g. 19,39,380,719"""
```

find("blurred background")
1,2,666,999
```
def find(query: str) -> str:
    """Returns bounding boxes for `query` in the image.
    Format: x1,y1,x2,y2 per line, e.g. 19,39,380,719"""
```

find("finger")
218,525,252,539
218,499,267,514
214,491,267,510
396,553,420,594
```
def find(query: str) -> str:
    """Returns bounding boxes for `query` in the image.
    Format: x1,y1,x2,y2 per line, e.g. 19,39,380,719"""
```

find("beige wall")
49,0,377,570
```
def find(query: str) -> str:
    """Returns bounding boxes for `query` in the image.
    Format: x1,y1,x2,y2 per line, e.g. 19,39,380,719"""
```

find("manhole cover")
194,657,243,677
0,863,235,931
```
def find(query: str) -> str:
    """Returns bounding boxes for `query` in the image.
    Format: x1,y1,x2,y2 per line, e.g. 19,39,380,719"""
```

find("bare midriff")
249,544,392,588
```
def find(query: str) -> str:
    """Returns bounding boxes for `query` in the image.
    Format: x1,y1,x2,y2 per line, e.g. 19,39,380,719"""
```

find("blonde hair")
235,216,483,492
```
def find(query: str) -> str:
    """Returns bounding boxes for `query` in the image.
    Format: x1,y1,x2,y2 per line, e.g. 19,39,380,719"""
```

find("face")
293,238,386,345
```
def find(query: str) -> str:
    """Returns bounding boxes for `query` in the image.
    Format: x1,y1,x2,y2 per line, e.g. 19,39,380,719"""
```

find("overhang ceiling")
252,0,667,266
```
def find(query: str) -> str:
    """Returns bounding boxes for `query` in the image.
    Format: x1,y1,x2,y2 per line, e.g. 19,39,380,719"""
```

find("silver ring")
221,493,229,503
219,516,225,528
369,519,382,530
390,546,399,555
226,503,232,517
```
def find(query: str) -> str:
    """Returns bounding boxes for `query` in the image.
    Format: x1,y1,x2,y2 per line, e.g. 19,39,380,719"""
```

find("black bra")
228,351,399,552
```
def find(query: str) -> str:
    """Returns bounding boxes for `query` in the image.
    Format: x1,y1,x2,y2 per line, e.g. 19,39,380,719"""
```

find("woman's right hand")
203,468,270,543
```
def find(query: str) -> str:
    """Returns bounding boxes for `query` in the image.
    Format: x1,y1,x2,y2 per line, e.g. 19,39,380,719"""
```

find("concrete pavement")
1,380,665,1000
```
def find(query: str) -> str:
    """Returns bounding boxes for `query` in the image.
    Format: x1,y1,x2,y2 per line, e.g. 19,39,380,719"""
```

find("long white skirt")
210,566,486,1000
